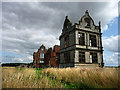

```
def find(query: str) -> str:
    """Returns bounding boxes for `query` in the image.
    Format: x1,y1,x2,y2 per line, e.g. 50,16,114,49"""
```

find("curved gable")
79,10,96,30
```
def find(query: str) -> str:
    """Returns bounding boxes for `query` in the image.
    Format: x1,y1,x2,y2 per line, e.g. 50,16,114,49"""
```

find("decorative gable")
79,10,96,30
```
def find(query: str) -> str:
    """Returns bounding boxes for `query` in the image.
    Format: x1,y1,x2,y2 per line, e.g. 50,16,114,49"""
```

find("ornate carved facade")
59,10,104,67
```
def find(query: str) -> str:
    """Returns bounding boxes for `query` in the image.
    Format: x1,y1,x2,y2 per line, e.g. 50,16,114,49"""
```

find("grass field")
2,67,119,88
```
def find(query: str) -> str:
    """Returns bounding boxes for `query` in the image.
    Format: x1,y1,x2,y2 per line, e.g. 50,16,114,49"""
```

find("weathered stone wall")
60,53,64,63
60,37,64,50
70,50,75,63
69,32,75,46
59,63,74,68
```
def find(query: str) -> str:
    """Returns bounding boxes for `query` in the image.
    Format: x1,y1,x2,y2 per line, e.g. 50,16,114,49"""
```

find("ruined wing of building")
59,10,104,68
33,10,104,68
33,45,60,68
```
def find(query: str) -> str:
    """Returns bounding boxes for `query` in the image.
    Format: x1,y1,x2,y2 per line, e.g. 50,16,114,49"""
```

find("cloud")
102,35,119,52
102,25,108,31
12,58,23,62
104,52,119,66
2,2,118,63
41,2,118,30
2,54,33,63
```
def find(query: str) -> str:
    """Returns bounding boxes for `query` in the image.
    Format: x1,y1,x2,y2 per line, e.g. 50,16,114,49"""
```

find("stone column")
74,50,79,62
97,52,101,63
85,32,86,46
85,52,90,63
88,33,90,46
96,35,98,47
75,31,79,44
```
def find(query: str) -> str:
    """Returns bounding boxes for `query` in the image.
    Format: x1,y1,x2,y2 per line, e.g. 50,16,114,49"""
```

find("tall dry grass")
2,67,119,88
41,67,118,88
2,67,63,88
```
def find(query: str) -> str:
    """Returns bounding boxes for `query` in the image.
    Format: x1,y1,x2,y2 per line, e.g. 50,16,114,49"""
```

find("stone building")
59,10,104,67
33,45,60,68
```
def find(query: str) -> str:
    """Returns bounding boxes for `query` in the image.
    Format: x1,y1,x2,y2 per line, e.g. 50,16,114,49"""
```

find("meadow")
2,67,119,88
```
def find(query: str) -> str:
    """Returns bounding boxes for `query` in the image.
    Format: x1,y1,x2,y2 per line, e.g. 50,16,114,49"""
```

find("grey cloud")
41,2,111,26
2,2,58,31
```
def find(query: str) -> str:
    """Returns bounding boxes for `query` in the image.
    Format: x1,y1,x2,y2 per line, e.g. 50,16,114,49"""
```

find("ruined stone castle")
33,10,104,68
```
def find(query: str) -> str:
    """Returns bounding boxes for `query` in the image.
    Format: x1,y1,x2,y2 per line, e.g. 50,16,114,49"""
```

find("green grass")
35,68,66,88
15,67,25,71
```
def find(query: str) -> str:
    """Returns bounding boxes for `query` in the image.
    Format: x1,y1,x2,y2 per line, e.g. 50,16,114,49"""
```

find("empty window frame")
78,32,85,45
79,52,85,63
41,48,44,51
85,18,90,27
40,53,44,59
40,61,44,63
64,52,70,63
89,34,97,47
64,35,69,47
90,52,98,63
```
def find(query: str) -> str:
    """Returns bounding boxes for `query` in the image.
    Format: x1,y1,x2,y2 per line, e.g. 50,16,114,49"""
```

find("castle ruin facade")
59,10,104,67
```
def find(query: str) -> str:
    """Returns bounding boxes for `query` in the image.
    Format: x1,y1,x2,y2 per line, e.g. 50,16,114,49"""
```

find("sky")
1,0,120,66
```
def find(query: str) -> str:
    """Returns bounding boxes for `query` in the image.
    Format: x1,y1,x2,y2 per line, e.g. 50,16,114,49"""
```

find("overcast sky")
1,1,119,66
